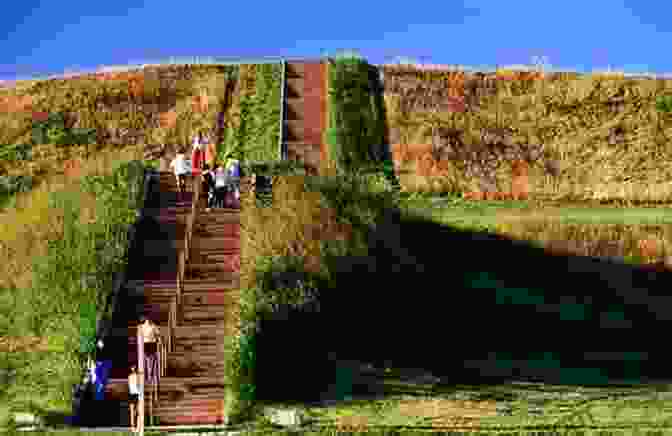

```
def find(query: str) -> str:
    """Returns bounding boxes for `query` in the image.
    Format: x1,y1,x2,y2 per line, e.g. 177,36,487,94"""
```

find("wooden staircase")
102,168,240,428
283,61,325,175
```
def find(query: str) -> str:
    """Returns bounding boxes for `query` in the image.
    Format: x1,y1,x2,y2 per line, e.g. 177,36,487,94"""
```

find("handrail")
175,174,201,327
136,327,145,436
279,59,287,161
168,297,175,354
177,250,185,325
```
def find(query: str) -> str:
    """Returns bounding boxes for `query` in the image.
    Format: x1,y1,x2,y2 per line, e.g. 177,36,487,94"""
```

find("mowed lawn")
254,361,672,431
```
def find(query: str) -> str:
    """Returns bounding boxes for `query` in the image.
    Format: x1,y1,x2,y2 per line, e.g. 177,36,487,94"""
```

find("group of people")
168,132,241,210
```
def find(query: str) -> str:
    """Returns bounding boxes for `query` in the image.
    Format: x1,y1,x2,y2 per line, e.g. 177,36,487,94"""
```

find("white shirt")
88,358,96,384
214,169,227,187
128,374,139,395
169,154,189,175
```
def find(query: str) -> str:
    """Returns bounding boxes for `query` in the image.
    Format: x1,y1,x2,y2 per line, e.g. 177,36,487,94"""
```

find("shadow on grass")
253,174,672,406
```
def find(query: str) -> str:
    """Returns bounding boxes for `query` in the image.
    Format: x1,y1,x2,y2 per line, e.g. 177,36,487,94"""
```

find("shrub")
655,95,672,113
0,143,33,162
0,175,34,195
327,58,386,174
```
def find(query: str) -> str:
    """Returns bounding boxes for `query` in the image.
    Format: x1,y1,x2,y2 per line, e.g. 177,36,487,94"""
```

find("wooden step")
181,291,239,307
180,277,239,292
105,376,227,399
165,352,226,377
180,313,234,325
284,119,304,141
181,305,237,324
156,398,226,413
196,209,240,221
172,347,225,359
195,210,240,219
185,269,238,281
157,392,229,402
187,262,234,272
285,97,303,121
153,407,227,425
191,237,240,251
285,62,305,78
189,252,238,265
157,406,226,420
192,225,240,238
172,325,229,341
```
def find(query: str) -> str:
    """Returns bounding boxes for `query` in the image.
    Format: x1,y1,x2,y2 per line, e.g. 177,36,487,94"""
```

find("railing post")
137,327,145,436
177,252,184,315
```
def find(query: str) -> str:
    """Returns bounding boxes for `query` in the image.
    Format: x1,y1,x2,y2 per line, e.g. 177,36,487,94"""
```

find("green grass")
0,157,146,428
251,363,672,431
238,167,672,431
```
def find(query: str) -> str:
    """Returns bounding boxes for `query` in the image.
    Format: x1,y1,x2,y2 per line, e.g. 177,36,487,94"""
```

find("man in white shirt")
213,165,228,208
169,149,189,194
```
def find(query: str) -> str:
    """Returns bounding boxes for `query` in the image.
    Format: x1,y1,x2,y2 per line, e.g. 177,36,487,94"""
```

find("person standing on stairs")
128,365,140,433
202,164,216,212
169,148,189,197
138,315,162,405
191,133,205,177
225,158,241,208
213,164,228,209
205,136,216,170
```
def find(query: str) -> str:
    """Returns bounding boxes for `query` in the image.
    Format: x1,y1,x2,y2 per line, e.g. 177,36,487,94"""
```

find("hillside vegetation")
0,62,284,427
0,146,145,427
382,66,672,202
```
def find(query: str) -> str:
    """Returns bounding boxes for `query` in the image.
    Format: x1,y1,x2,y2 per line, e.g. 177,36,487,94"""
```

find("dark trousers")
213,187,226,208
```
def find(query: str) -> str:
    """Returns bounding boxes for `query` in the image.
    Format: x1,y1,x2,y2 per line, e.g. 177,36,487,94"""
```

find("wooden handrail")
174,175,201,331
168,297,175,354
176,250,184,325
136,327,145,435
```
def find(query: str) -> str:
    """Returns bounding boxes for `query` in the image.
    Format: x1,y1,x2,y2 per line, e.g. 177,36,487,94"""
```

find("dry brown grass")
383,69,672,201
393,397,499,426
240,175,349,292
493,219,672,264
0,335,51,353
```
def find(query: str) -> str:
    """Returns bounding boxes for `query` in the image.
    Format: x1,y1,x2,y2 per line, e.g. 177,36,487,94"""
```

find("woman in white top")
128,365,139,432
169,149,189,193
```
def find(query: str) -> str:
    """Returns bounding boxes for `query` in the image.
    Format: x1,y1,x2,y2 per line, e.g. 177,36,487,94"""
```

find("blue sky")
1,0,671,80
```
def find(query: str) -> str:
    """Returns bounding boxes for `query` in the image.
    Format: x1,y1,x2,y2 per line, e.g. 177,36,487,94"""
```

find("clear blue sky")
1,0,671,80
